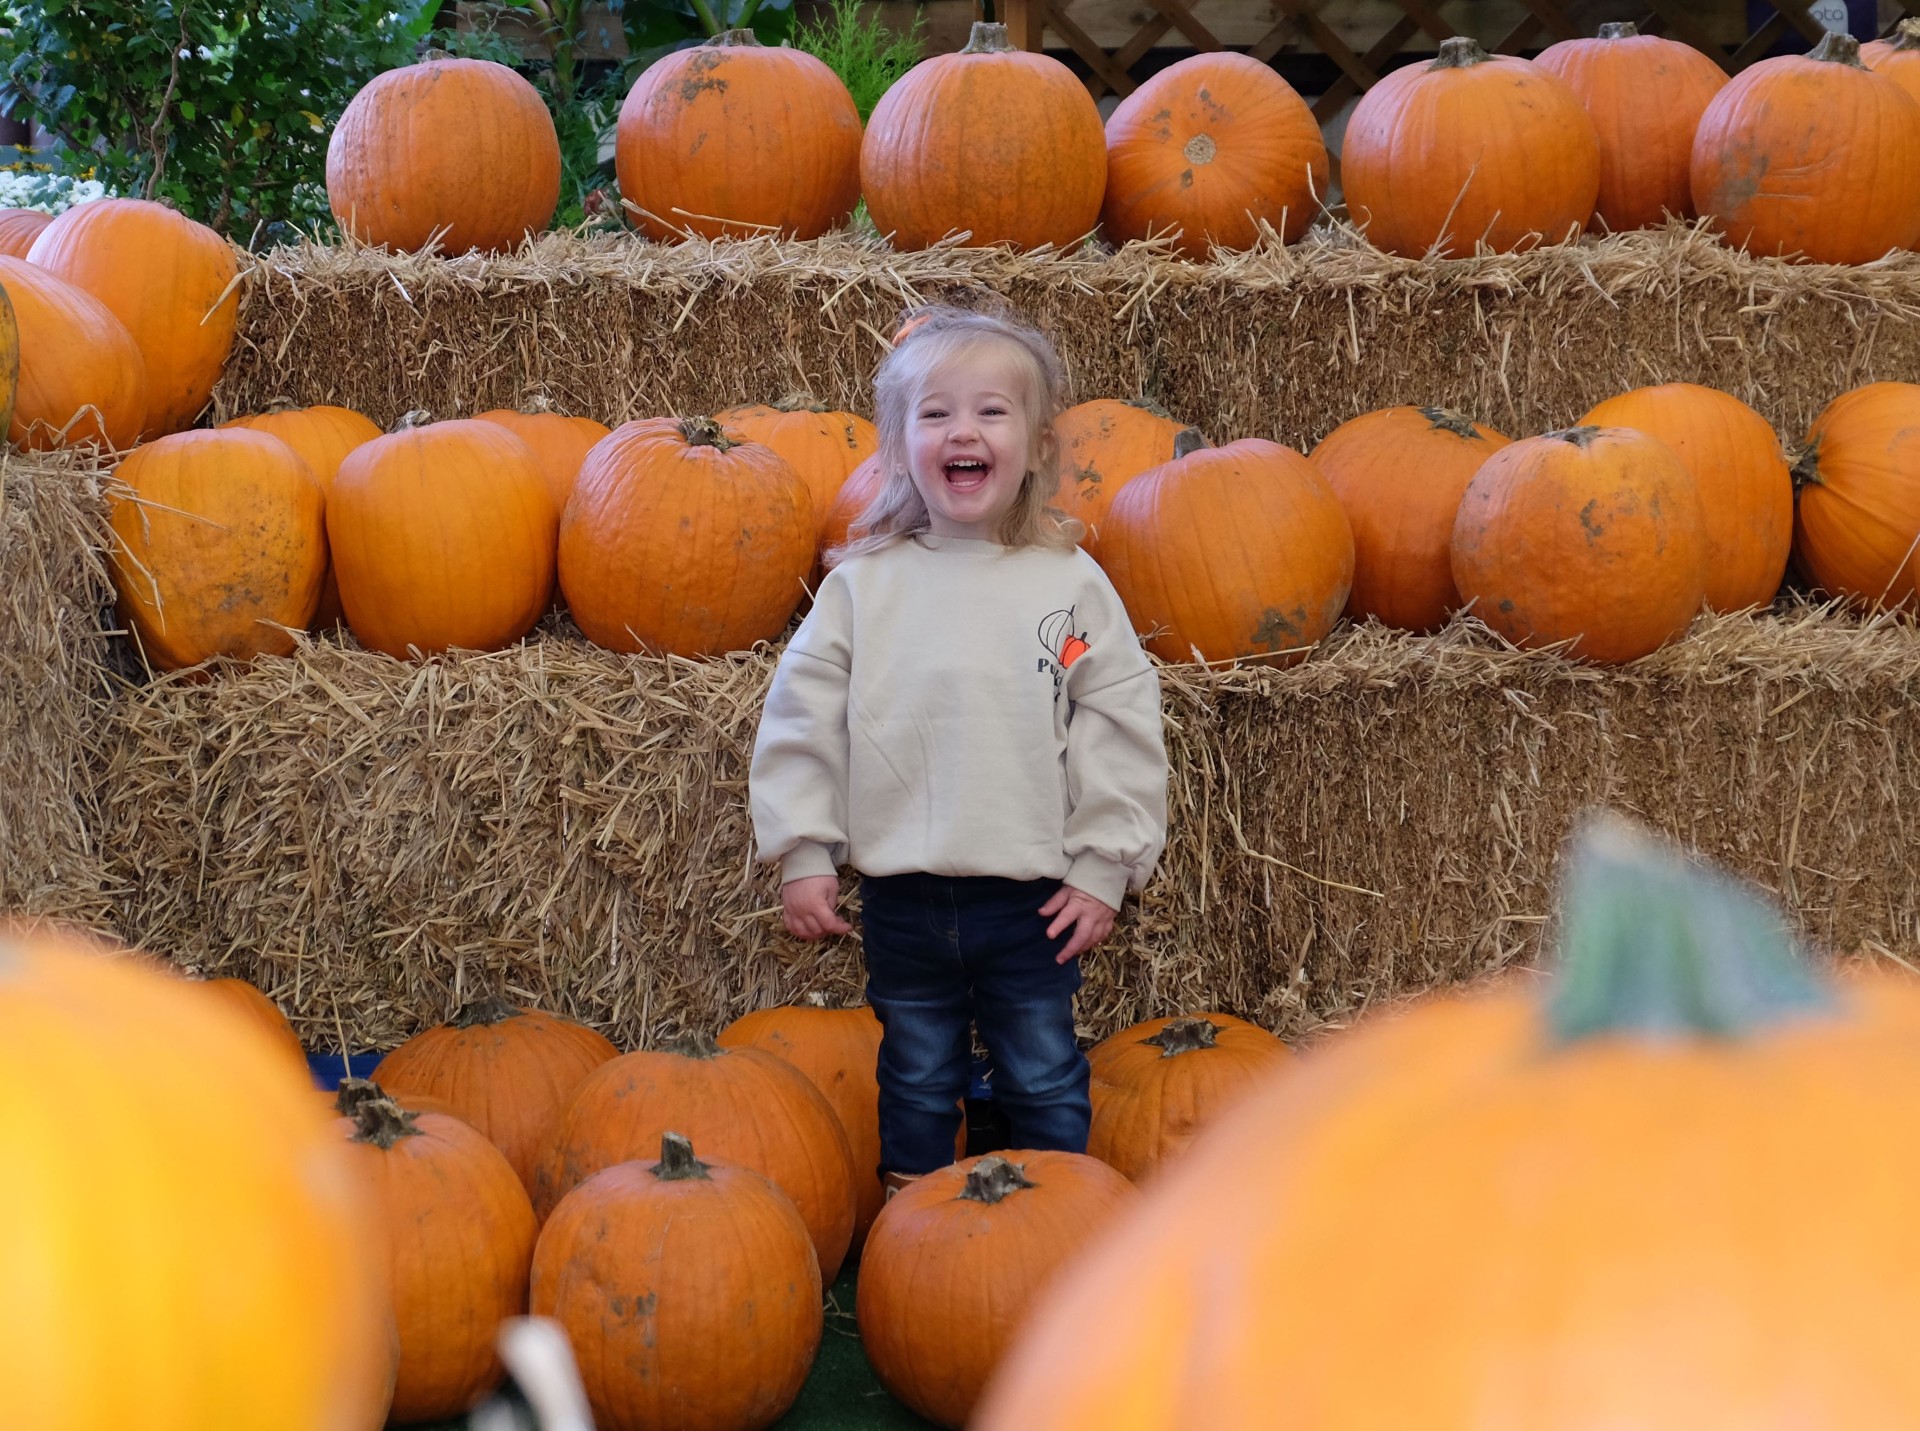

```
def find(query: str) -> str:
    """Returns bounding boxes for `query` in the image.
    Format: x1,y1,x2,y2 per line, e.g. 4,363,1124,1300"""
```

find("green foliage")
793,0,925,122
615,0,798,73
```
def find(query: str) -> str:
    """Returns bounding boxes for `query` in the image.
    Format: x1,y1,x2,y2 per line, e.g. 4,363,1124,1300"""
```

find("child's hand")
782,876,852,940
1039,884,1117,964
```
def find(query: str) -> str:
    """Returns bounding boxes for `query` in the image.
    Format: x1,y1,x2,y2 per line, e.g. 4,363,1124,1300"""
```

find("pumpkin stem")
1142,1017,1222,1057
1546,425,1602,450
1889,19,1920,51
1122,395,1174,419
351,1096,423,1149
1596,21,1638,39
961,21,1017,54
1546,813,1833,1046
959,1155,1037,1204
1790,440,1824,490
1807,31,1865,66
1417,406,1485,441
707,27,762,46
1171,428,1210,460
679,416,738,453
396,409,433,432
1430,36,1493,69
772,391,830,414
451,995,521,1029
333,1075,389,1117
652,1131,713,1181
664,1031,727,1059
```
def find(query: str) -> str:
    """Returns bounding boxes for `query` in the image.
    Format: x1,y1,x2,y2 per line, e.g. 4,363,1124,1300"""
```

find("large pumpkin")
1580,383,1791,612
978,817,1920,1429
1053,398,1196,560
0,283,14,438
532,1133,822,1431
1342,38,1599,257
1691,33,1920,264
1532,22,1728,232
0,254,147,450
0,206,52,258
1098,434,1354,665
1451,426,1707,663
327,55,560,255
371,998,619,1195
0,925,392,1430
472,407,612,514
335,1099,537,1423
1101,51,1328,256
1087,1013,1293,1183
616,30,862,242
1863,19,1920,105
531,1034,858,1282
1309,405,1511,632
1792,380,1920,611
715,397,878,551
862,23,1107,252
109,429,328,671
197,977,311,1085
329,418,557,658
859,1152,1138,1428
27,198,239,437
560,416,812,657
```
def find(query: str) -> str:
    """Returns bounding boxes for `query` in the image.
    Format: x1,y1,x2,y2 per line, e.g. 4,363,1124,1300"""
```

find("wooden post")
1001,0,1048,52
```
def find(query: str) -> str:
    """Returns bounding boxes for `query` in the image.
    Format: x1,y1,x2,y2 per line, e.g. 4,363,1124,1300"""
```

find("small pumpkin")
472,407,612,514
109,429,328,671
0,254,148,450
616,30,862,242
1101,51,1328,256
1052,399,1197,561
1098,433,1355,665
820,454,885,558
862,23,1107,252
532,1133,822,1431
198,977,311,1084
1309,405,1512,632
1863,18,1920,106
715,396,878,551
1342,38,1600,257
1691,32,1920,264
1792,380,1920,611
1450,425,1707,663
327,55,560,255
0,206,52,259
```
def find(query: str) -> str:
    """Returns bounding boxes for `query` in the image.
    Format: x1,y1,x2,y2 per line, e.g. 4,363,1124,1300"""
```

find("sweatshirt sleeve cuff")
1063,853,1129,912
780,842,840,884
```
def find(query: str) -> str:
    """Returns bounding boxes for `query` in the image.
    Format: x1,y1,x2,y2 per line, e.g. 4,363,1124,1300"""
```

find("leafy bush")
793,0,925,122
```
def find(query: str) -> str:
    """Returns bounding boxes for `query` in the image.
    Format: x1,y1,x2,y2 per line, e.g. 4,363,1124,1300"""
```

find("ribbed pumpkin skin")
372,1004,619,1195
859,1152,1138,1428
0,255,147,450
530,1041,858,1282
1102,52,1327,255
1793,381,1920,611
335,1107,537,1423
1580,383,1790,612
0,927,393,1431
109,429,328,671
1087,1014,1294,1183
532,1145,823,1431
0,206,51,258
1533,27,1727,232
1343,41,1599,257
1690,39,1920,264
715,402,878,548
1053,399,1192,559
327,57,560,255
1863,22,1920,106
617,33,862,242
1099,438,1354,664
1451,427,1707,663
862,23,1107,251
472,409,612,513
329,420,557,658
27,198,239,437
198,978,311,1084
560,417,813,657
1310,406,1511,632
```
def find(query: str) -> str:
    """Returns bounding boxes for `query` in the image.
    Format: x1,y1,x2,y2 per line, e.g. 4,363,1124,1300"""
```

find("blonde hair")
827,305,1082,565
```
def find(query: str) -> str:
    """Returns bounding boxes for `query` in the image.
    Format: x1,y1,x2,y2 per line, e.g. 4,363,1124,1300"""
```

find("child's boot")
882,1171,921,1202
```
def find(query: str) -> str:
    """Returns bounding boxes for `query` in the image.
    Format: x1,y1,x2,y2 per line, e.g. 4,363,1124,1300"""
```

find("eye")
918,407,947,421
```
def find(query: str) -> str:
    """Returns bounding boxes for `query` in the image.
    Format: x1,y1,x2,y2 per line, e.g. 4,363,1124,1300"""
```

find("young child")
748,305,1169,1192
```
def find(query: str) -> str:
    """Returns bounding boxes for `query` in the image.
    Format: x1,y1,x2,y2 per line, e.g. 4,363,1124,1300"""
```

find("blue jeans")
860,872,1090,1177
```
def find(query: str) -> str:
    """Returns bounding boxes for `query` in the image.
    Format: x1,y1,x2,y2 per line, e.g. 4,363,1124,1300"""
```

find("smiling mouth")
945,459,989,492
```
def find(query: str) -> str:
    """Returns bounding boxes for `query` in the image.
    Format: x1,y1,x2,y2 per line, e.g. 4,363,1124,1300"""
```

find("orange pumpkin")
1101,51,1328,256
326,1076,465,1125
1863,19,1920,106
371,999,619,1195
471,407,612,514
1691,33,1920,265
560,416,813,657
1053,399,1196,560
859,1152,1138,1428
0,254,148,450
820,453,885,558
1792,380,1920,611
1451,426,1707,663
1342,38,1599,257
335,1099,537,1423
27,197,240,437
1309,405,1511,632
531,1034,858,1282
532,1133,822,1431
1098,435,1354,665
197,977,311,1084
616,30,862,242
109,429,328,671
1533,22,1728,232
1580,383,1790,612
715,397,878,550
1087,1013,1294,1183
328,418,557,658
327,56,560,255
0,206,51,259
862,22,1107,252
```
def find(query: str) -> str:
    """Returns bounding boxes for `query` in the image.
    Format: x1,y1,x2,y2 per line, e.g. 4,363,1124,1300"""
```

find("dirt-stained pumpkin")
1053,399,1197,561
716,397,878,551
1792,380,1920,611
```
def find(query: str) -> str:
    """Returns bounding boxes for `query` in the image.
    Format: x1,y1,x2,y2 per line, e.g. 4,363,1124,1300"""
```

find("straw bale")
93,605,1920,1052
216,225,1920,449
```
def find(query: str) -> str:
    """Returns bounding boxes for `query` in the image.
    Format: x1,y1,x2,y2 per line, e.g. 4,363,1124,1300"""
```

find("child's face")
906,351,1038,541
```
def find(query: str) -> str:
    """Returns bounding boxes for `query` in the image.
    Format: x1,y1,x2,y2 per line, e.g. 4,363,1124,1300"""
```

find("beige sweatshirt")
749,534,1169,910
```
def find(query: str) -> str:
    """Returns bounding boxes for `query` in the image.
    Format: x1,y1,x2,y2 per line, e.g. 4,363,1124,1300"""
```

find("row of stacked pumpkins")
325,20,1920,264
